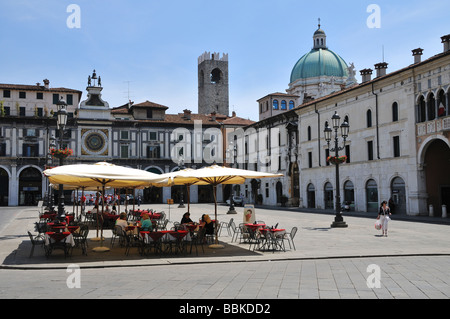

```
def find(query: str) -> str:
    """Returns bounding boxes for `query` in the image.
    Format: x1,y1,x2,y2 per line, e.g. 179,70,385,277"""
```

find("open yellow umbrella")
44,162,169,252
163,164,283,248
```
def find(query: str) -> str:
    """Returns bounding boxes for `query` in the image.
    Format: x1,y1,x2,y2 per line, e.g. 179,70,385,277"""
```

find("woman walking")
377,200,392,237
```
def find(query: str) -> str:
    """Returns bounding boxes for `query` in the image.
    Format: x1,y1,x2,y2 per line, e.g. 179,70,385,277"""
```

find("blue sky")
0,0,449,121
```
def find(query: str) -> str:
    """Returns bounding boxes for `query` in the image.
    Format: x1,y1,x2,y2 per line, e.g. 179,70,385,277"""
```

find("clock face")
86,133,104,151
82,129,108,155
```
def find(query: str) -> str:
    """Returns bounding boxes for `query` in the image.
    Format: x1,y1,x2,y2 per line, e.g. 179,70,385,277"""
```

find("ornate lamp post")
324,111,349,228
56,97,68,222
178,157,185,208
46,135,56,211
227,141,237,214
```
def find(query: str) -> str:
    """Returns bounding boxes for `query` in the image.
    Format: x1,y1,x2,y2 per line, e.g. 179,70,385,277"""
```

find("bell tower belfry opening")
198,52,229,116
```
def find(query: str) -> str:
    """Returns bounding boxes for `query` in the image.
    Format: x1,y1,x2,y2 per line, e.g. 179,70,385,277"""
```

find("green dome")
290,48,349,83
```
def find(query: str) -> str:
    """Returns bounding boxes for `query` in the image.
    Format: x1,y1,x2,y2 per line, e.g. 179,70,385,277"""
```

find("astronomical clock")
81,129,109,156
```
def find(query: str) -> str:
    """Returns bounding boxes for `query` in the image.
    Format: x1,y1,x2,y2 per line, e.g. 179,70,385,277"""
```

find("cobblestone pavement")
1,255,449,299
1,204,449,299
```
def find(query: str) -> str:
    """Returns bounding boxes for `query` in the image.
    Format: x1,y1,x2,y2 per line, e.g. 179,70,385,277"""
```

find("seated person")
139,213,153,232
90,205,99,215
111,205,117,214
104,205,111,214
181,212,193,224
115,212,128,231
200,214,214,235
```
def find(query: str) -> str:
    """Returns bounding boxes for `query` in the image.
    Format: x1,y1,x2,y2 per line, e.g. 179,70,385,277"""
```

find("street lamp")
227,141,237,214
178,157,185,208
46,135,56,211
56,97,68,222
324,111,349,228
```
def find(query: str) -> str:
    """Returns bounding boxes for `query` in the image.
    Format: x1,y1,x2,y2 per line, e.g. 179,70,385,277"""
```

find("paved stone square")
1,203,449,299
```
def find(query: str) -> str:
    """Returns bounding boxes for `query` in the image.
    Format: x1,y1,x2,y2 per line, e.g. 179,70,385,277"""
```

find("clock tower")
78,70,111,158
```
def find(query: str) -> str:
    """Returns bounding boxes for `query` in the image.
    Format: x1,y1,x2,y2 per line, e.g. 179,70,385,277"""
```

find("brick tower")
198,52,229,116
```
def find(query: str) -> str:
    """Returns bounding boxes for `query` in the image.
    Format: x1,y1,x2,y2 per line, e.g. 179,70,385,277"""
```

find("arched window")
427,92,436,120
281,100,287,110
273,100,279,110
392,102,398,122
366,109,372,128
210,68,222,84
418,95,426,122
289,100,295,110
437,89,446,117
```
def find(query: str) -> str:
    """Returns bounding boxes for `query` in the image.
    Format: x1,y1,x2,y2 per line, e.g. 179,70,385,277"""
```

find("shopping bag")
375,219,382,230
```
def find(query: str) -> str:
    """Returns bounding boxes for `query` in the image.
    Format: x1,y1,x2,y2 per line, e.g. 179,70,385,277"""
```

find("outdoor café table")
44,231,75,257
244,223,266,244
40,213,57,221
258,228,286,252
140,231,165,255
161,230,189,254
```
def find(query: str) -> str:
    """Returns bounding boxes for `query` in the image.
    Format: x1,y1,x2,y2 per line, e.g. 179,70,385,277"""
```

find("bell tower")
198,52,229,116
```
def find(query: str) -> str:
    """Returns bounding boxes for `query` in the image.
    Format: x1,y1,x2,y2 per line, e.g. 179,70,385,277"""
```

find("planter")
327,155,347,165
50,148,73,159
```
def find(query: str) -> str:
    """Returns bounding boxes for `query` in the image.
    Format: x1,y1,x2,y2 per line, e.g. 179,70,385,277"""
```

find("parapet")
198,51,228,64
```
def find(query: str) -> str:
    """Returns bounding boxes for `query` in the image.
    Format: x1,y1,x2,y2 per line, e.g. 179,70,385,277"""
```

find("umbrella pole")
209,184,224,249
187,185,190,214
93,183,110,252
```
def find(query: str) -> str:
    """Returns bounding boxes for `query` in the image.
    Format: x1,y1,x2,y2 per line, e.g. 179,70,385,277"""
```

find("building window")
289,101,295,110
308,151,312,168
24,129,38,137
392,102,399,122
3,90,11,98
273,100,279,110
281,100,287,110
4,106,10,116
366,109,372,127
19,91,26,99
418,95,426,123
149,132,157,140
147,146,160,159
0,143,6,156
307,126,311,141
393,136,400,158
367,140,374,161
147,109,153,119
67,94,73,105
19,107,26,117
120,131,129,140
53,94,59,104
345,145,351,163
36,92,43,100
22,144,39,157
120,145,129,158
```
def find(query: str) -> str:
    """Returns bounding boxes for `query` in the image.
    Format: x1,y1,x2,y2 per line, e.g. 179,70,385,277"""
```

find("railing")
416,115,450,136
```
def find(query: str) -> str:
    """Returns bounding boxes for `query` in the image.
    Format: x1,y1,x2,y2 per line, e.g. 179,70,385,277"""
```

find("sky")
0,0,449,121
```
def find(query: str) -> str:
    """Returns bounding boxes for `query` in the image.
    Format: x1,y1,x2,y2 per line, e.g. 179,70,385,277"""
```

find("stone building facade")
240,31,450,216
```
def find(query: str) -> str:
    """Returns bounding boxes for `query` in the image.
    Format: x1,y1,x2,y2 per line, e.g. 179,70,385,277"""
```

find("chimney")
231,111,236,117
43,79,49,89
183,109,191,120
441,34,450,52
374,62,388,78
360,69,373,83
412,48,424,64
211,111,216,121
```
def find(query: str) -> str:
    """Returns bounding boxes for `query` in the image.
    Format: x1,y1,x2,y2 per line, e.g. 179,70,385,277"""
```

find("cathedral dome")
290,48,349,83
290,24,349,84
